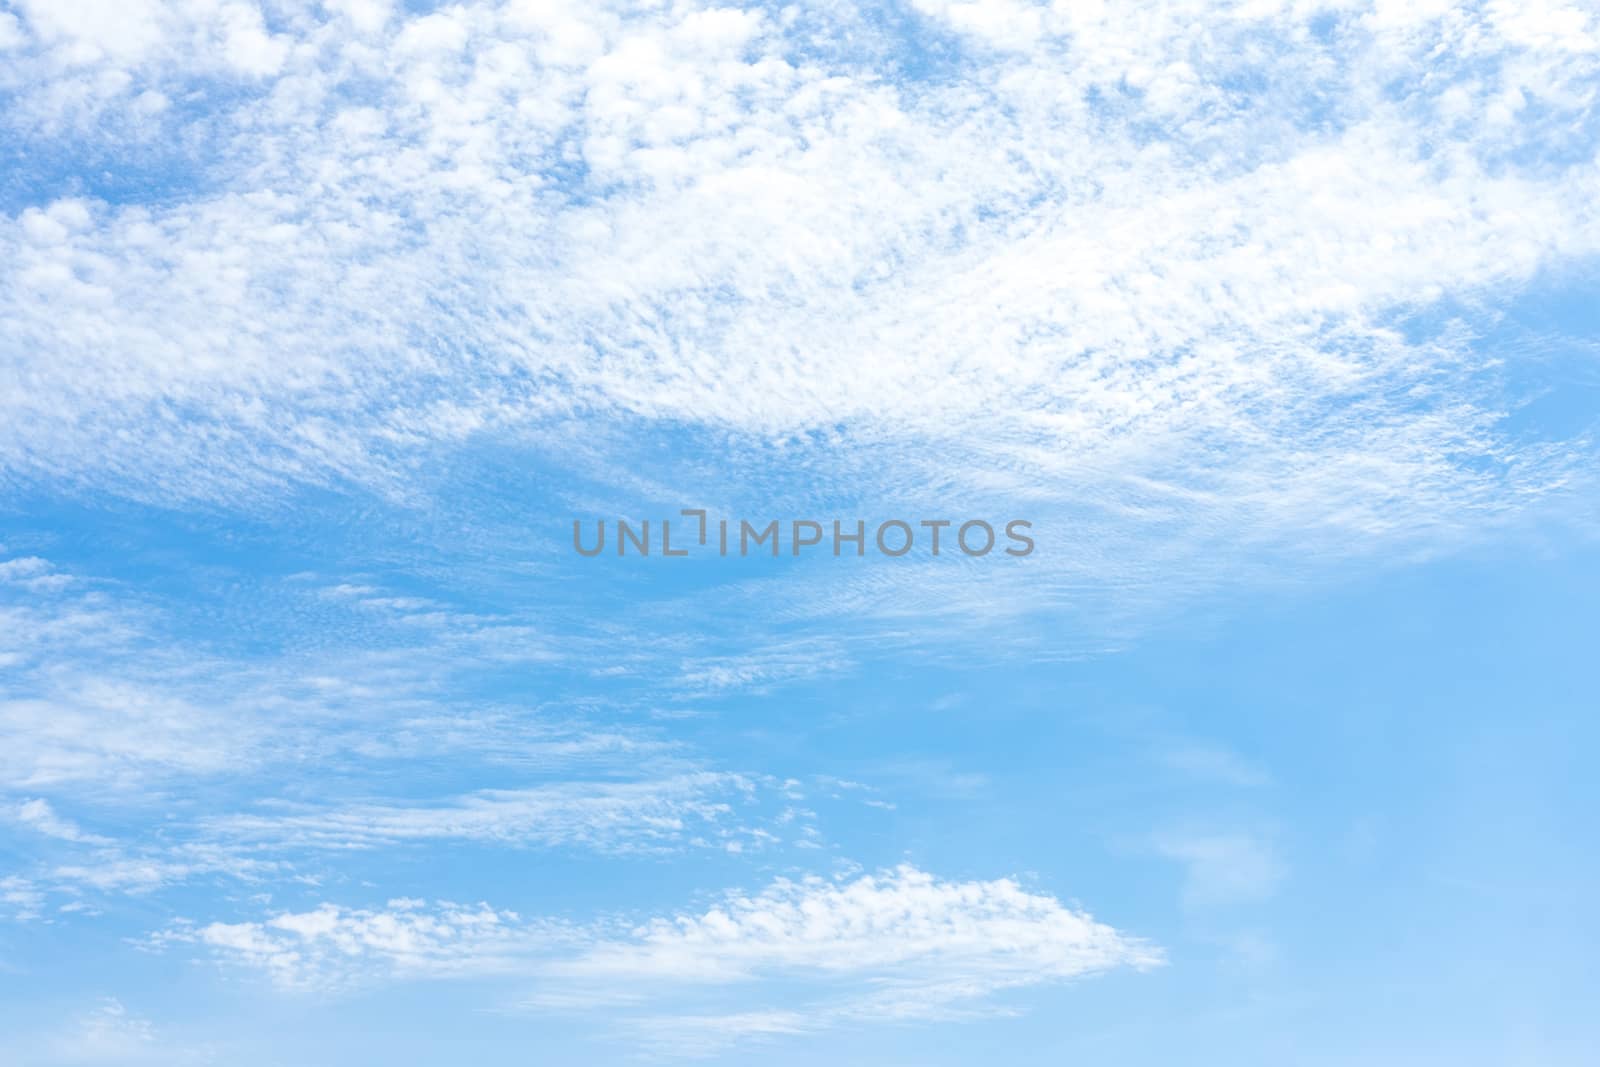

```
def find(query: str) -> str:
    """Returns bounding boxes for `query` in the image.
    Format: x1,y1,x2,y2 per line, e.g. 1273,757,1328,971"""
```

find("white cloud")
165,864,1158,1050
163,899,564,990
553,862,1157,990
10,798,113,844
0,13,26,53
0,874,45,920
49,848,275,894
0,1,1591,593
0,685,256,790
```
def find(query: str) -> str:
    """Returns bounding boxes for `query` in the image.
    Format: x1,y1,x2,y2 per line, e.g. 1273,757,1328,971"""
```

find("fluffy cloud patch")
0,0,1593,558
165,898,558,990
165,865,1158,1050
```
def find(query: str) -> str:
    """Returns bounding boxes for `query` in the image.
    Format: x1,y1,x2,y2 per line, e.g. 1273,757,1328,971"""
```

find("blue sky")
2,0,1599,1063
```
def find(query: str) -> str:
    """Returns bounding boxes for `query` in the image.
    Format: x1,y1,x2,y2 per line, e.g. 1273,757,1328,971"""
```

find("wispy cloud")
12,996,214,1067
156,899,569,992
0,555,817,914
1156,830,1287,911
672,639,853,696
52,998,158,1063
206,772,757,853
0,874,45,921
9,798,113,845
0,553,690,791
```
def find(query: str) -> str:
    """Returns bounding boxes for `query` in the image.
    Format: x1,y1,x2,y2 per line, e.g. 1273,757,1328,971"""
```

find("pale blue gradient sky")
2,1,1598,1062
